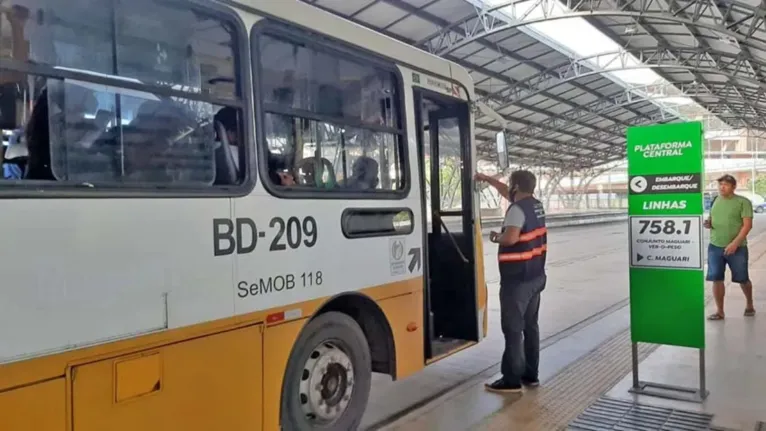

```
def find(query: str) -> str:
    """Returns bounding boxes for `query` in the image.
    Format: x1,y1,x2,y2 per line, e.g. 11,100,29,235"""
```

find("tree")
755,174,766,197
424,156,463,210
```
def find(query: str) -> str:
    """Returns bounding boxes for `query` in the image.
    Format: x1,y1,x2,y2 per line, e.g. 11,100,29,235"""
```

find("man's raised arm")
475,173,510,201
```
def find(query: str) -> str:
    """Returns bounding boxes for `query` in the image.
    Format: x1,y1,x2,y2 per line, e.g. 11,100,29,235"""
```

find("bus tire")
281,311,372,431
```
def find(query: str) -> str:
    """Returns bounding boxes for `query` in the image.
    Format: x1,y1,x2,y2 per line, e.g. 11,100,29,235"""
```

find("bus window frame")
0,0,255,199
251,20,411,201
340,207,414,239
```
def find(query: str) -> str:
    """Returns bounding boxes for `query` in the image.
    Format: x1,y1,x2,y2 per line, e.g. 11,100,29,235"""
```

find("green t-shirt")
709,194,754,247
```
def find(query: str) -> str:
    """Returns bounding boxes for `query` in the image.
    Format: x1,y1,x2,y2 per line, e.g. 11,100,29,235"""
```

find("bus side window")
257,31,406,196
0,0,246,190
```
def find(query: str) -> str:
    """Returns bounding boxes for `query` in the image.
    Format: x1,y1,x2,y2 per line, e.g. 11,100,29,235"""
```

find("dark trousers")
499,275,545,385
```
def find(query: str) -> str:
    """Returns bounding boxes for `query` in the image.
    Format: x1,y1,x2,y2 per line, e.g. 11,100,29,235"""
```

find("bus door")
414,89,479,361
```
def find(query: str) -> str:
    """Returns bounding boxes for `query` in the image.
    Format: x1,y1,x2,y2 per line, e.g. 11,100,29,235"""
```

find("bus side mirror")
496,131,509,169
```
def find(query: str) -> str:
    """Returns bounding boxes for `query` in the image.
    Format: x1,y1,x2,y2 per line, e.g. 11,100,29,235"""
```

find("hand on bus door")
489,231,500,243
474,173,489,192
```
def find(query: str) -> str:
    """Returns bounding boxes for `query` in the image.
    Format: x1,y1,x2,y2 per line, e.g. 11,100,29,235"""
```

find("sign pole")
631,342,639,389
626,121,709,403
699,348,706,397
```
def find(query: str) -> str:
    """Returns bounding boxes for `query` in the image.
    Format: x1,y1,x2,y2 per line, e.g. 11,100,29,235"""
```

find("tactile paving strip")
474,328,660,431
568,397,714,430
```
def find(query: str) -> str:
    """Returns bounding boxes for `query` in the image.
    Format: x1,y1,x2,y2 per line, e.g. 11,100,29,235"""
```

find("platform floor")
363,222,636,429
371,217,766,431
604,268,766,430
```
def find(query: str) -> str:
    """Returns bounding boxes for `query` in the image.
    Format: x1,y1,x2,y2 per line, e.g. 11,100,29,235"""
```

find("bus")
0,0,497,430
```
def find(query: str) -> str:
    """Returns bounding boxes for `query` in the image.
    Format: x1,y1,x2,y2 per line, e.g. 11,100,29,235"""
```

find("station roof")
302,0,766,169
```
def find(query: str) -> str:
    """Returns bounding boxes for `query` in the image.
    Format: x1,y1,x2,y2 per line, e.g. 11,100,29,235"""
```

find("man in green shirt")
705,174,754,320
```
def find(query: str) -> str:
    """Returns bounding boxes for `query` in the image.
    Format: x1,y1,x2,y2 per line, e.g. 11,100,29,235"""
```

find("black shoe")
484,378,522,393
521,377,540,387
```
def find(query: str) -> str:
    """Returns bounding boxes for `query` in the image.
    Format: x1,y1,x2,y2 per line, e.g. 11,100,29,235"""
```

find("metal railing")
480,210,627,230
440,210,627,236
476,210,627,236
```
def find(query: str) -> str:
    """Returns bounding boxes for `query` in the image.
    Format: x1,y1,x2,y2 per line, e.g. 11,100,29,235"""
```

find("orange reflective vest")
497,197,547,282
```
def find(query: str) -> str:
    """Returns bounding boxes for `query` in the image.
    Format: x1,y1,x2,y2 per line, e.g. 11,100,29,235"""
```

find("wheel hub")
299,342,355,423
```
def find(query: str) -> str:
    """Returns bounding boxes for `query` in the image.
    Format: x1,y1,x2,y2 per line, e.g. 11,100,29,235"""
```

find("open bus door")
414,88,481,361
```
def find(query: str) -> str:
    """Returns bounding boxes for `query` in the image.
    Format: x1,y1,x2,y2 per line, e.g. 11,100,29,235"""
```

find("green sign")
627,121,705,349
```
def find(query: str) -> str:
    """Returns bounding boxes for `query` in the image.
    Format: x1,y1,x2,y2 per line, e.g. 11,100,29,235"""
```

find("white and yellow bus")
0,0,496,429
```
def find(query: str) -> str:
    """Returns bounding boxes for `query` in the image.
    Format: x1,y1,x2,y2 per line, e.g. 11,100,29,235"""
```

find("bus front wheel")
281,311,372,430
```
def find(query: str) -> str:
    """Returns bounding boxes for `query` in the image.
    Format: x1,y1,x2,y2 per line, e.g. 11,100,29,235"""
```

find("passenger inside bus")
213,106,241,185
268,152,296,186
2,129,26,179
24,89,53,181
265,151,382,192
213,107,239,162
344,156,379,190
295,157,337,189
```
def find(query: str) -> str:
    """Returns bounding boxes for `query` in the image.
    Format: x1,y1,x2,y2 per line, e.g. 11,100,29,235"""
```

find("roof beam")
413,0,766,130
419,0,766,129
472,109,617,158
475,90,624,145
420,0,766,55
475,46,766,130
583,16,745,129
475,138,625,169
463,57,628,137
475,115,618,152
614,0,753,119
589,0,759,122
406,0,666,123
509,108,672,155
565,0,766,116
476,79,722,149
456,57,628,139
453,53,646,146
477,102,676,164
680,0,763,80
375,0,658,164
485,46,766,103
301,0,662,165
377,0,660,126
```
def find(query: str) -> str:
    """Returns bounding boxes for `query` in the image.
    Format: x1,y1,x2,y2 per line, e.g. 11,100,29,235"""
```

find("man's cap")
717,174,737,186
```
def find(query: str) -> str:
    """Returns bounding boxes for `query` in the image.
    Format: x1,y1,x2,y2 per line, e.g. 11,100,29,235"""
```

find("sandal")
707,313,725,321
745,309,756,317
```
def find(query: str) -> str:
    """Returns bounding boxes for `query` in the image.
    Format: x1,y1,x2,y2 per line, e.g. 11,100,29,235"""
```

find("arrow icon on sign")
408,247,421,272
637,253,644,262
630,176,648,193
